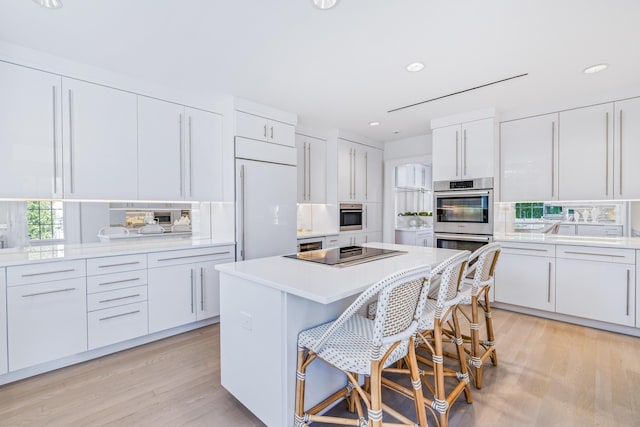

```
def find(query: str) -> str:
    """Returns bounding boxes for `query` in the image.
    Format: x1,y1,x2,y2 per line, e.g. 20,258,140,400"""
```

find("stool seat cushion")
298,315,409,374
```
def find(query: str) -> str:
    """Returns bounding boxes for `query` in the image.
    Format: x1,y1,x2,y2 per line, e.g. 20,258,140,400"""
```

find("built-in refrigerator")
235,140,297,260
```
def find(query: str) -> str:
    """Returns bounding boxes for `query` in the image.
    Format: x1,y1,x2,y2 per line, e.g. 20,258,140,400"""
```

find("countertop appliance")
284,246,406,268
236,141,297,260
339,203,363,231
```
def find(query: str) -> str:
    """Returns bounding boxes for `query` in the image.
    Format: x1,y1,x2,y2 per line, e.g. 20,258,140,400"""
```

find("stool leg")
452,306,472,403
369,360,383,427
433,318,449,427
294,348,308,427
484,287,498,367
407,337,428,427
470,294,483,389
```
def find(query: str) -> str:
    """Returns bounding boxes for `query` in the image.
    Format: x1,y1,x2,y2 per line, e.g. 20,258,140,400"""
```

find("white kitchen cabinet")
614,97,640,199
296,133,326,203
62,77,138,200
395,229,433,247
148,246,234,333
364,203,382,233
500,113,559,202
88,302,148,350
637,251,640,328
325,235,340,248
236,110,294,147
138,99,223,201
556,245,635,327
395,164,431,190
432,118,494,182
0,269,6,375
338,139,382,202
0,61,62,199
576,224,623,237
7,269,87,371
494,243,556,312
558,103,614,200
556,224,576,236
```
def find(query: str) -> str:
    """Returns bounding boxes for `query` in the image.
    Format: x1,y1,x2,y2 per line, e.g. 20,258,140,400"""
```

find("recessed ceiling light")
393,130,400,134
32,0,63,8
583,64,608,74
312,0,338,10
369,121,380,127
406,62,425,72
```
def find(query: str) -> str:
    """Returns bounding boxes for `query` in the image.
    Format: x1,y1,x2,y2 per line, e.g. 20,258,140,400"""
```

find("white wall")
382,134,432,243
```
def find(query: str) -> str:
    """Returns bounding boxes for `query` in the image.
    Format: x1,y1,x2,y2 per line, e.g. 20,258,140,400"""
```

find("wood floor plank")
0,309,639,426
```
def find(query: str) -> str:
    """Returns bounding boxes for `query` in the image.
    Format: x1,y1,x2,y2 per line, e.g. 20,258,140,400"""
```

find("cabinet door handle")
626,269,630,316
188,115,193,197
179,114,184,196
455,130,459,177
547,262,552,303
270,126,274,139
303,142,308,200
263,124,267,138
353,149,357,200
98,277,141,286
551,121,555,197
501,246,548,252
68,89,75,194
22,268,76,277
240,164,246,259
349,149,354,199
200,267,205,311
463,129,467,176
99,310,140,322
98,261,141,269
308,143,311,200
605,111,609,196
619,110,623,196
190,268,195,314
99,294,140,304
365,205,368,228
22,287,76,298
365,151,368,200
52,85,58,194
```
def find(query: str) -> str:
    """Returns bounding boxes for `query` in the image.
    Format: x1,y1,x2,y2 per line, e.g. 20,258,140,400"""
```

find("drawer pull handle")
21,268,76,277
99,294,141,304
626,269,630,316
98,277,141,286
563,251,626,258
501,247,548,252
156,251,230,262
98,261,141,268
99,310,141,321
22,287,76,297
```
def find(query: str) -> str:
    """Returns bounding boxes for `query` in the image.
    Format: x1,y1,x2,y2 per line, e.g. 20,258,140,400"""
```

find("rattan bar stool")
293,264,433,427
381,250,472,427
451,243,501,389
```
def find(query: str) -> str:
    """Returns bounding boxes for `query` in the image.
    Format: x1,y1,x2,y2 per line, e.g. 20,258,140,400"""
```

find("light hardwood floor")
1,309,639,426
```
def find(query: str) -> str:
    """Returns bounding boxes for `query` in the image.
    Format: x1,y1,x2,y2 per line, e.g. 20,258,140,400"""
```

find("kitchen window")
27,200,64,242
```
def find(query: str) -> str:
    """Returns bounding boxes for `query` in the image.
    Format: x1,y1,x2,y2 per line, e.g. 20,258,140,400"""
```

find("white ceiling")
1,0,639,142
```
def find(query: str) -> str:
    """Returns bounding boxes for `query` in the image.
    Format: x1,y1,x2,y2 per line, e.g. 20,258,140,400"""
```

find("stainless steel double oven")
433,177,493,252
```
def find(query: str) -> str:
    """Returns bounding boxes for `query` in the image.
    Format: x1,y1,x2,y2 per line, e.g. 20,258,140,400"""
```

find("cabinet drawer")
556,245,634,264
86,254,147,276
7,260,86,286
148,245,234,268
497,242,555,257
88,301,148,350
87,285,148,311
87,270,147,294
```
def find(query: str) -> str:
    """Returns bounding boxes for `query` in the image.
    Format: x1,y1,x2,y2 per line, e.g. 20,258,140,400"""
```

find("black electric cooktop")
284,245,406,267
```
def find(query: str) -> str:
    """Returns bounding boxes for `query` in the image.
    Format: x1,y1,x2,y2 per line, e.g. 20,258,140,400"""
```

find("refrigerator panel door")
236,159,297,260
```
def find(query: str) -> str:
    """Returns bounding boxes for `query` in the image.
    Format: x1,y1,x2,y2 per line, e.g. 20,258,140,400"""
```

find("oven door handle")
435,233,492,242
435,190,491,198
341,209,363,213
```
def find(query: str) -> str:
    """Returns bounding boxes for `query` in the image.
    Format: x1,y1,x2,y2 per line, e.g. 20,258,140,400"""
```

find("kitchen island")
215,243,461,427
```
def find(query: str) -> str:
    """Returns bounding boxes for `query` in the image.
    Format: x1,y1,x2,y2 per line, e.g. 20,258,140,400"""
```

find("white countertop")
494,233,640,250
0,238,235,267
395,226,433,232
215,243,461,305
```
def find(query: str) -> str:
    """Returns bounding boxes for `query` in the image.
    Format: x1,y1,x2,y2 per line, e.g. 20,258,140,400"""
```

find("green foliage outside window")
27,201,64,241
515,202,544,219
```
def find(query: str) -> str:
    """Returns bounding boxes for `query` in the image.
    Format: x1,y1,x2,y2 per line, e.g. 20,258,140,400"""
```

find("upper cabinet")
614,97,640,200
236,111,294,147
395,164,432,190
185,107,223,201
338,139,382,203
62,77,138,200
0,61,62,199
432,118,494,182
558,103,614,201
500,113,559,202
296,133,326,203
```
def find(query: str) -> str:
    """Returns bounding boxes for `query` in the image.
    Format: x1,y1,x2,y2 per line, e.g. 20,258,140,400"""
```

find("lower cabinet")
0,269,6,375
395,229,434,247
7,278,87,371
88,302,149,350
494,243,556,312
556,245,635,327
148,247,234,333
